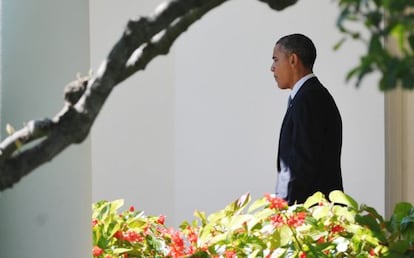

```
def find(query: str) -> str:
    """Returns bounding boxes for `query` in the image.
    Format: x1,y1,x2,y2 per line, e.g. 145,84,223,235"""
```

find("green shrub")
92,191,414,257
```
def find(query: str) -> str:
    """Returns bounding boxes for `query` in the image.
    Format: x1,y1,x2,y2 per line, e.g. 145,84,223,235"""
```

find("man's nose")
270,64,275,72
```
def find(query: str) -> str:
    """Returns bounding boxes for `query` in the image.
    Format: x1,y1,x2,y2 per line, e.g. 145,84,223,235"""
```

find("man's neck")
290,73,315,99
289,69,313,90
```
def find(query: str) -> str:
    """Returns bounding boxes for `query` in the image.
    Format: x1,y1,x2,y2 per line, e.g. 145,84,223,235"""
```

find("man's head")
271,34,317,89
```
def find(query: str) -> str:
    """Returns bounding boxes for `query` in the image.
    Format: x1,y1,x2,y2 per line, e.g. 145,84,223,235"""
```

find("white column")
385,89,414,217
402,91,414,205
0,1,91,257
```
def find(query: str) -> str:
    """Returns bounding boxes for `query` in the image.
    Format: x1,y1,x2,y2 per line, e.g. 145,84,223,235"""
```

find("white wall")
0,1,91,257
174,0,384,221
90,0,385,227
90,0,176,221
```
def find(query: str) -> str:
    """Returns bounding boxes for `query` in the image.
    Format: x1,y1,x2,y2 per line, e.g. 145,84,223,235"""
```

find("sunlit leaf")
223,193,251,216
311,205,330,220
237,192,251,210
252,208,274,223
248,197,268,213
110,199,125,213
329,190,358,210
91,193,413,257
194,210,207,226
207,210,226,223
279,224,293,246
113,248,133,254
304,192,325,209
229,214,249,231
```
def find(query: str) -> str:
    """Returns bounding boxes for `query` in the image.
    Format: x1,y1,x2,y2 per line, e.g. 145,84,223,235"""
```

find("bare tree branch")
258,0,298,10
0,0,298,191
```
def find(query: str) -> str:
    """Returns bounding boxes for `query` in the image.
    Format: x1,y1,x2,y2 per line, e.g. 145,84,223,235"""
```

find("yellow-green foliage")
92,191,414,257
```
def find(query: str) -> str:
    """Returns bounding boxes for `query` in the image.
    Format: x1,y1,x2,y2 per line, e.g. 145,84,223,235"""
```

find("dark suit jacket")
277,77,343,205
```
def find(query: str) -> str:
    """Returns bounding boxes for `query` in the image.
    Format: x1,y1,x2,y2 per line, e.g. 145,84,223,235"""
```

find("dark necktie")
288,96,293,108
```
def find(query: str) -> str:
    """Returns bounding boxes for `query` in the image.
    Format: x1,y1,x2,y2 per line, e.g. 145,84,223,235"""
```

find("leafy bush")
335,0,414,90
92,191,414,257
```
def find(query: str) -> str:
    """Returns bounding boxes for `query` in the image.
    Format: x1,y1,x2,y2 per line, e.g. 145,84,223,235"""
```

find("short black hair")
276,34,317,70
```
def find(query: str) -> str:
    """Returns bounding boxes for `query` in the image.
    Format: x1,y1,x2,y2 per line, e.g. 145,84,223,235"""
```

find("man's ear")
289,53,298,66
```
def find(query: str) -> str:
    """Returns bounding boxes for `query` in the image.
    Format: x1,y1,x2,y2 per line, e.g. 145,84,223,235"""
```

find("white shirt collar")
290,73,315,100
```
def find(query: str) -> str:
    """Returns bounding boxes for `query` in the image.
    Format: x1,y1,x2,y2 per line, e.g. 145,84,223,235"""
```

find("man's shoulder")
297,77,326,97
295,78,338,109
303,76,324,89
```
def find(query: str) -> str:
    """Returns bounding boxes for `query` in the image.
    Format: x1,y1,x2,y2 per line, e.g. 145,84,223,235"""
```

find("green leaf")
355,214,381,232
333,37,346,51
189,251,210,258
229,214,249,231
346,65,362,84
127,217,147,229
390,24,406,51
389,240,410,254
408,34,414,51
307,242,330,258
401,69,414,90
329,190,358,210
108,221,121,238
360,204,385,224
209,231,227,243
392,202,412,218
194,210,207,226
380,71,397,91
96,202,111,220
253,208,274,222
248,249,261,258
400,216,414,231
389,202,413,233
331,205,356,222
207,210,226,223
237,192,251,208
355,214,386,243
279,225,293,246
365,10,382,29
92,229,101,245
311,205,330,220
336,8,350,32
389,0,409,11
198,223,215,244
369,35,383,54
224,193,251,215
383,252,410,258
110,199,125,213
113,248,132,254
97,235,110,249
304,192,325,209
248,197,268,213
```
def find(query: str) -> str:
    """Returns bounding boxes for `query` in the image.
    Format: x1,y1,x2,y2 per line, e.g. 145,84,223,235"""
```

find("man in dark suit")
271,33,343,205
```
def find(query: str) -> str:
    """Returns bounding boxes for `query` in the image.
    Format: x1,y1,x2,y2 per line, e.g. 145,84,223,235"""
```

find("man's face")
271,44,294,90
